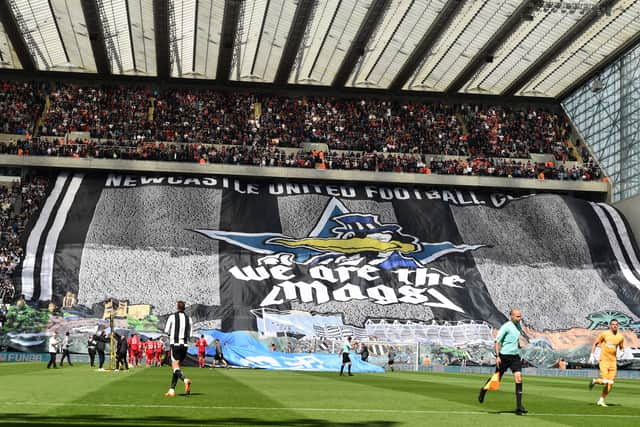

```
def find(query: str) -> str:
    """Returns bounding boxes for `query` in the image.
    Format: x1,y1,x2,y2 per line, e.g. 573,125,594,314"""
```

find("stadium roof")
0,0,639,99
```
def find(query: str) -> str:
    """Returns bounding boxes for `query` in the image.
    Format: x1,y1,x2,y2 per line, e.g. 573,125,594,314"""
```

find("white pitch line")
0,401,638,418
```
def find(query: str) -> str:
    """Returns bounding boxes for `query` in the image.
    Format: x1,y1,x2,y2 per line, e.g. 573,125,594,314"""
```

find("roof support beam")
216,0,242,83
0,1,36,71
124,0,137,72
192,0,199,73
250,0,271,75
445,0,537,94
331,0,388,88
388,0,465,92
47,0,70,63
502,0,618,96
153,0,170,79
274,0,315,86
80,0,111,75
557,29,640,100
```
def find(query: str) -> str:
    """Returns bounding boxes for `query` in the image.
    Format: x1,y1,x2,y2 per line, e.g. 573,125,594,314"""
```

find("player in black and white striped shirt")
164,300,193,396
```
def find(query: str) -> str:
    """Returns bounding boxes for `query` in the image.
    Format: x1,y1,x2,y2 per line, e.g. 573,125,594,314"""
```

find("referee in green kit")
478,309,527,415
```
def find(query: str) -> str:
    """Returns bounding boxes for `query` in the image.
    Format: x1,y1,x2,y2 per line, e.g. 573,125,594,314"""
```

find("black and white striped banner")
590,202,640,300
20,173,87,303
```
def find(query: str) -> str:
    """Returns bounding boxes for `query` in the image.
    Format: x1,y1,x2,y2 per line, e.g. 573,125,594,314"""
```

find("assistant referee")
478,308,527,415
164,300,193,397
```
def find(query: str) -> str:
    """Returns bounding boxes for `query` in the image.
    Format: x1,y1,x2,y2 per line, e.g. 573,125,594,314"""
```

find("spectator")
423,355,431,366
359,342,369,362
0,304,6,328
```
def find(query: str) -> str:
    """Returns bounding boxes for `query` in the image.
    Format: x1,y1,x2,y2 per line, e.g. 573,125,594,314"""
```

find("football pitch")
1,363,639,426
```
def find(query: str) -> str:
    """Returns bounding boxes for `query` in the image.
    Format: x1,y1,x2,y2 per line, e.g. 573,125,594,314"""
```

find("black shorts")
214,353,224,362
342,353,351,364
497,354,522,374
170,345,188,362
388,359,394,365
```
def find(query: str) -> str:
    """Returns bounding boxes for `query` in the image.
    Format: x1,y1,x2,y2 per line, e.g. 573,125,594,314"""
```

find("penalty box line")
0,402,639,418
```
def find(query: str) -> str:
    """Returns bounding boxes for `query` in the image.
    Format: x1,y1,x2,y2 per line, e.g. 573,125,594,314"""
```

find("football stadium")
0,0,639,425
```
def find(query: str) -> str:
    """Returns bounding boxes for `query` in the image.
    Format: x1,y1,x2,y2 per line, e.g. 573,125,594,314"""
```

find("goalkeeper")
588,319,624,407
478,309,527,415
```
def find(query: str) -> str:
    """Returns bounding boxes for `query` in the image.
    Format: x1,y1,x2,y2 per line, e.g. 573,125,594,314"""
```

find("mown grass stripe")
1,401,639,418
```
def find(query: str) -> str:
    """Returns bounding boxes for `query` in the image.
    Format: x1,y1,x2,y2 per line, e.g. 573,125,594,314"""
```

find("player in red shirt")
136,337,143,366
195,335,208,368
155,338,165,367
128,333,141,367
145,338,155,367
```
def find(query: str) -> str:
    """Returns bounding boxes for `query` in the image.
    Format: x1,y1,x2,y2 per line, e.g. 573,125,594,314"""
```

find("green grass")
1,363,639,426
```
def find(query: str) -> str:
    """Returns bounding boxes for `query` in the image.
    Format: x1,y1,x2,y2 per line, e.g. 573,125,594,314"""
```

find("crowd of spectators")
0,81,45,135
95,87,571,161
152,90,468,154
462,106,573,160
0,176,50,303
40,85,152,140
1,82,572,158
153,89,255,145
0,82,604,181
0,138,603,182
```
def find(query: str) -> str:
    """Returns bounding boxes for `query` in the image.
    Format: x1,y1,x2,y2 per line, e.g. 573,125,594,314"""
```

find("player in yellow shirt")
588,319,624,407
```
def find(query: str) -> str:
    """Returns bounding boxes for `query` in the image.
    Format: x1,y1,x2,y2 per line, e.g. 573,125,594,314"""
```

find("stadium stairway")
148,97,155,122
455,112,469,136
564,138,582,162
33,95,50,138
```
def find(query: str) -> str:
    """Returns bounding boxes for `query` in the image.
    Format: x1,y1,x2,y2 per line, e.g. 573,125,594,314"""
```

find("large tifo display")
8,172,640,368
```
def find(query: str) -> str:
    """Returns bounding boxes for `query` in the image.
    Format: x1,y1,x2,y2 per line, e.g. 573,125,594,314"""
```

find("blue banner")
214,347,383,372
189,330,383,372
